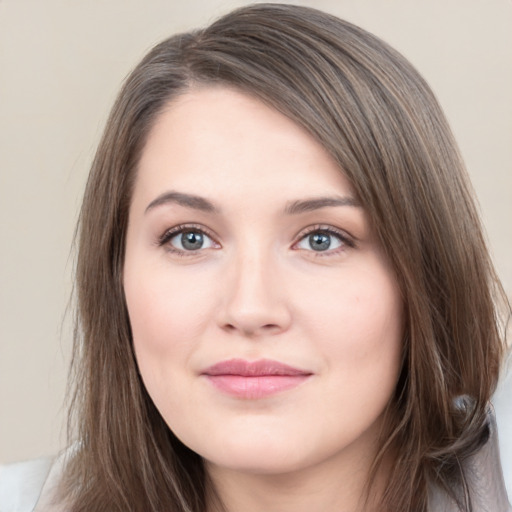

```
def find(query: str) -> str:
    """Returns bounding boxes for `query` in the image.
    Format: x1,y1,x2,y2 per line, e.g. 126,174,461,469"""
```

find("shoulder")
0,445,72,512
429,405,512,511
0,456,53,511
494,362,512,499
465,406,512,511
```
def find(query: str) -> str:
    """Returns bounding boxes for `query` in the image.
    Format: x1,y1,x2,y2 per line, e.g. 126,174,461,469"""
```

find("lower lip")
205,375,310,399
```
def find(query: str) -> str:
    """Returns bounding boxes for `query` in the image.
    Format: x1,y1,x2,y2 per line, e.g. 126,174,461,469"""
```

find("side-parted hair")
61,4,508,511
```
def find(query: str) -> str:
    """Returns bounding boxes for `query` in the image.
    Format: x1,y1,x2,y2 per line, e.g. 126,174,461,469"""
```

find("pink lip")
201,359,312,399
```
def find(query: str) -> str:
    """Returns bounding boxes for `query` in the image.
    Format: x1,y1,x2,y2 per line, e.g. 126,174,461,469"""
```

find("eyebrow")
284,195,360,214
145,191,360,215
145,191,220,214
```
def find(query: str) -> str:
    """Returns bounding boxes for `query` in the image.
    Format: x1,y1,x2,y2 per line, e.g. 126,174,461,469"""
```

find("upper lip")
202,358,312,377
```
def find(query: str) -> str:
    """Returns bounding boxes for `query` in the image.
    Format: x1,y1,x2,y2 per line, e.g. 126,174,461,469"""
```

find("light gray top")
0,456,53,512
1,410,510,511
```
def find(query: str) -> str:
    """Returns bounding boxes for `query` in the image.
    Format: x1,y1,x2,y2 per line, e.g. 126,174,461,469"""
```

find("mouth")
201,358,313,399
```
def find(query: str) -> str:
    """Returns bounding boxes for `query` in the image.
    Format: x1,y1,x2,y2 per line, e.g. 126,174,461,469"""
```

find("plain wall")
1,0,511,469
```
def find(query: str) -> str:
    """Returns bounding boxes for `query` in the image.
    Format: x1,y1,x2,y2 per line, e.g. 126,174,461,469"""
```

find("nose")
217,247,292,338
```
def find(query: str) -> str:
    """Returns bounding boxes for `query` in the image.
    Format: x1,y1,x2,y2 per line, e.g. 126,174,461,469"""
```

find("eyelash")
157,223,218,258
157,223,356,258
296,225,356,257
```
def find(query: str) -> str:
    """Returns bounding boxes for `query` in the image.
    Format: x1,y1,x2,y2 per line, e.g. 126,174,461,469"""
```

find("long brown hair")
60,4,508,511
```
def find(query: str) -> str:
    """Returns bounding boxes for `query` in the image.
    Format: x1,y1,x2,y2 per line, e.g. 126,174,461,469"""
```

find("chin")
205,448,310,476
194,428,333,477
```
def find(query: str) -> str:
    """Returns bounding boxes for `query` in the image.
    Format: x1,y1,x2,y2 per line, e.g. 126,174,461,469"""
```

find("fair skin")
124,86,403,512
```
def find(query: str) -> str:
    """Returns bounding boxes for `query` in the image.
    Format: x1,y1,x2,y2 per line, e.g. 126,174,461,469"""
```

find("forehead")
133,86,355,210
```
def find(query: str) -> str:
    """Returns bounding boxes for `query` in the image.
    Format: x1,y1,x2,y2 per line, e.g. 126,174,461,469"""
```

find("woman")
2,3,510,511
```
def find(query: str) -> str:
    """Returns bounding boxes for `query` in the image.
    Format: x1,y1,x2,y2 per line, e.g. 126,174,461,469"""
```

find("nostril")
222,322,281,337
224,324,236,332
246,323,281,336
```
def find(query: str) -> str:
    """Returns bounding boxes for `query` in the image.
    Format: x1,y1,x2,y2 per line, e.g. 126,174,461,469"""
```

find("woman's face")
124,86,403,477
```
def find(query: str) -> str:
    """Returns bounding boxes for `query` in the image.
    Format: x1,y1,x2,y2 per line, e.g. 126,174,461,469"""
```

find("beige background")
1,0,511,476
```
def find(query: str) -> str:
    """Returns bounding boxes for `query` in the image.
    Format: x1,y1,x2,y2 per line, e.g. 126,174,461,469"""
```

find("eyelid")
292,224,356,254
158,223,221,253
157,223,356,257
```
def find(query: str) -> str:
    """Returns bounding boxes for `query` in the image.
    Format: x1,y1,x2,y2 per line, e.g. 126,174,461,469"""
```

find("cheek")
301,262,403,390
123,260,219,404
124,262,220,427
305,270,403,451
125,262,214,352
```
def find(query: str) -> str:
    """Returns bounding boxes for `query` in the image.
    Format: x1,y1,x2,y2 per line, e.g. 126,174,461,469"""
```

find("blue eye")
171,230,216,251
160,226,217,253
295,228,351,253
